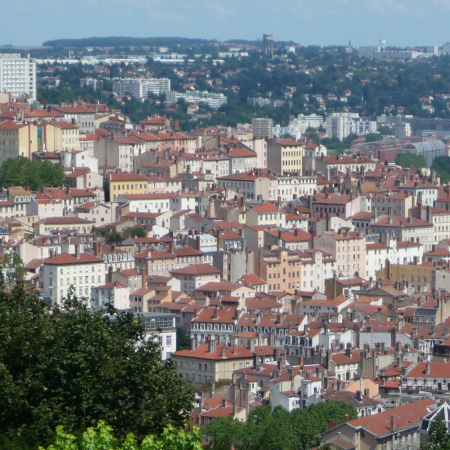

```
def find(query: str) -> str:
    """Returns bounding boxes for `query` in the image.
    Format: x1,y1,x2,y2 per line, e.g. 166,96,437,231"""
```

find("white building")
298,114,324,129
91,281,130,310
326,113,377,140
365,233,423,280
165,91,227,109
113,78,171,98
139,313,177,360
60,148,98,173
40,248,105,307
0,53,36,101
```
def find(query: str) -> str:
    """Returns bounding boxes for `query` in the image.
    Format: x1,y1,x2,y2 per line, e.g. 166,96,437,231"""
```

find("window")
166,335,172,346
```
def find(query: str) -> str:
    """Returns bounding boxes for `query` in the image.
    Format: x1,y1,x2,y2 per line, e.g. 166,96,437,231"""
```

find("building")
40,248,105,306
109,171,150,201
173,341,254,383
0,120,38,164
252,118,273,139
0,53,36,100
314,229,366,278
267,138,303,174
298,114,324,129
165,91,227,109
263,34,274,57
326,113,377,140
320,398,436,450
112,78,171,98
369,216,434,252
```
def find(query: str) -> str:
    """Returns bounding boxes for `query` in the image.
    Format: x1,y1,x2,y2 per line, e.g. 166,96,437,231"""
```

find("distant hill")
42,36,298,48
43,36,216,48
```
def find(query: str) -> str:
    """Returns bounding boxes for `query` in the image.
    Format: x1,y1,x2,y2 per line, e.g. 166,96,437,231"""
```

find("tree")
176,326,190,351
122,227,147,239
39,422,203,450
365,132,383,142
422,416,450,450
0,157,66,190
395,152,427,168
0,265,194,448
431,156,450,184
205,402,357,450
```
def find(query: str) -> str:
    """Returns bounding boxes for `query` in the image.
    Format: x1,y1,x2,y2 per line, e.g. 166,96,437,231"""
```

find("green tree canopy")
205,402,357,450
432,156,450,183
395,152,427,168
422,416,450,450
0,258,193,448
365,132,383,142
0,157,66,190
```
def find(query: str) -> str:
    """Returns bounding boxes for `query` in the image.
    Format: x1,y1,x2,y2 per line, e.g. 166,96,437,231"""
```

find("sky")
2,0,450,48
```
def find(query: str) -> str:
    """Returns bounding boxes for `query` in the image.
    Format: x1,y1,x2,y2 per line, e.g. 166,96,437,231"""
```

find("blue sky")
2,0,449,48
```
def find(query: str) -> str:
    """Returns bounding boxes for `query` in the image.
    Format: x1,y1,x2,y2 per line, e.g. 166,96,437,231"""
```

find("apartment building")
370,216,434,251
217,170,278,200
40,248,105,306
50,105,96,133
113,78,171,98
267,138,303,174
43,121,80,152
0,53,36,100
252,118,273,139
277,174,317,200
0,120,38,164
314,228,366,278
109,171,149,201
252,247,302,292
173,341,254,384
320,398,436,450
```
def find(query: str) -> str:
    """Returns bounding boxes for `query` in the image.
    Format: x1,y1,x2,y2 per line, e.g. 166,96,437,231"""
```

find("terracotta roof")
170,264,220,276
174,343,253,360
344,398,435,435
43,252,103,265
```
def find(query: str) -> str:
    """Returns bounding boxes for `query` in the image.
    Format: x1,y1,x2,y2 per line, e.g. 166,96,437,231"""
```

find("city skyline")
2,0,450,48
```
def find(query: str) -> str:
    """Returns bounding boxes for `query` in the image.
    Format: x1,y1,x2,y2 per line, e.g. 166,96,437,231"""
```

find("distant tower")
263,34,274,57
380,39,386,51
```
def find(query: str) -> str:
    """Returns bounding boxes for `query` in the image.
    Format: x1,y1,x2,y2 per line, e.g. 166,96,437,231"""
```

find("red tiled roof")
43,252,103,265
174,343,253,360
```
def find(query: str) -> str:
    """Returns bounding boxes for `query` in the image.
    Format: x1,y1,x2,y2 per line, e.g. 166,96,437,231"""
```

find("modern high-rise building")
252,118,273,139
0,53,36,101
263,34,274,57
112,78,171,98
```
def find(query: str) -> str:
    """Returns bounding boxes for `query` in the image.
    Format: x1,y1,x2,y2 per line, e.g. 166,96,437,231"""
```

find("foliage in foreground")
38,421,202,450
0,255,193,448
205,402,357,450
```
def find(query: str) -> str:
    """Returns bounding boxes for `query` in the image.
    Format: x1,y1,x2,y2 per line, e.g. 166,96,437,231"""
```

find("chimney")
426,362,430,375
391,414,396,431
75,244,81,259
329,419,335,430
208,338,217,353
356,390,362,401
141,267,147,289
196,235,201,251
221,397,227,408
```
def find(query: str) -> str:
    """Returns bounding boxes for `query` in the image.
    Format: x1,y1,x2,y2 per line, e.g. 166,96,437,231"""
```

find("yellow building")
173,342,254,384
267,138,303,175
43,121,79,152
109,171,150,201
0,120,38,164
